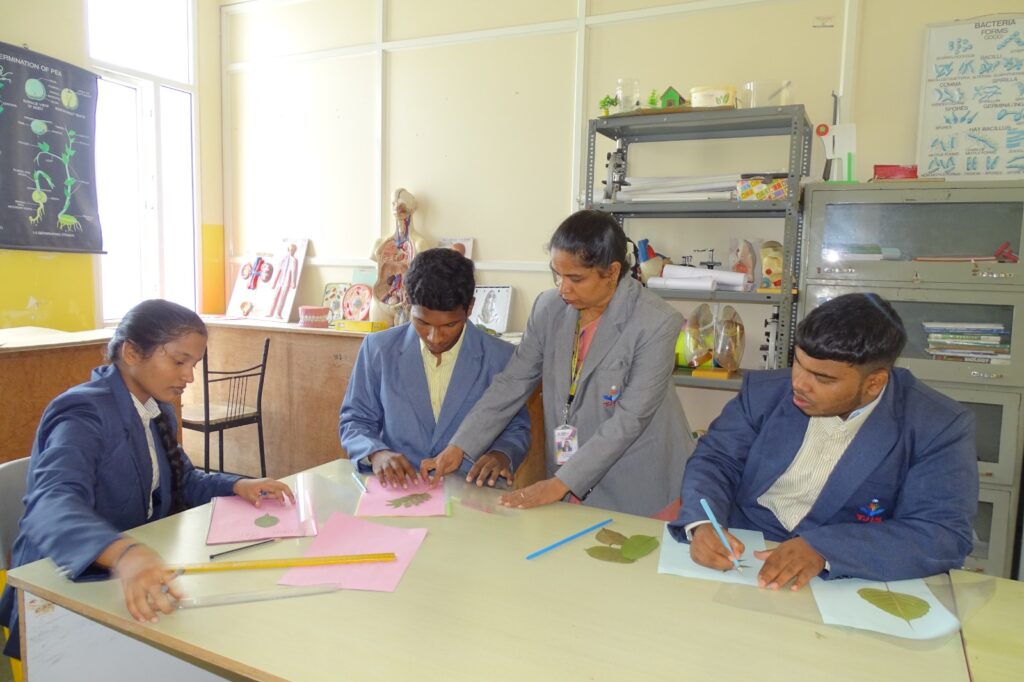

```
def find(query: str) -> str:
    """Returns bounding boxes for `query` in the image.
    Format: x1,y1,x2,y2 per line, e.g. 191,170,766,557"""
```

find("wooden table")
8,460,973,682
951,569,1024,681
189,319,545,486
0,326,113,464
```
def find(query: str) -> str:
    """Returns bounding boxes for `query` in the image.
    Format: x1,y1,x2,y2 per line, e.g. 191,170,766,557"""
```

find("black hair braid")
152,412,188,514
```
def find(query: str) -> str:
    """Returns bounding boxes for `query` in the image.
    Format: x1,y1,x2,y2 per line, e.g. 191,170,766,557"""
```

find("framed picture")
322,283,349,323
470,285,512,333
437,237,475,260
226,238,309,321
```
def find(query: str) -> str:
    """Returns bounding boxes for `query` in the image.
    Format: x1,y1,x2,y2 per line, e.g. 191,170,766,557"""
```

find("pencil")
699,498,743,574
209,538,275,561
351,471,368,493
174,553,396,574
525,518,613,560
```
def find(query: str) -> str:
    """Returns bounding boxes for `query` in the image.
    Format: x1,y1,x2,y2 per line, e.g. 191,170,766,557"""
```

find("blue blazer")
669,368,978,581
339,321,531,473
1,364,240,658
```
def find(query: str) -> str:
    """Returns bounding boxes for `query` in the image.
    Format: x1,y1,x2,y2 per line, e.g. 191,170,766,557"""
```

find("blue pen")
351,471,368,494
698,498,743,574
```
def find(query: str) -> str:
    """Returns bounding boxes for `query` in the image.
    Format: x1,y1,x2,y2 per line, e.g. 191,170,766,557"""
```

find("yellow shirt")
419,326,466,422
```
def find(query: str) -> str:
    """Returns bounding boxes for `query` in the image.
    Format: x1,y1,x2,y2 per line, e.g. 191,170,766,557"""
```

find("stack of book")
922,322,1011,365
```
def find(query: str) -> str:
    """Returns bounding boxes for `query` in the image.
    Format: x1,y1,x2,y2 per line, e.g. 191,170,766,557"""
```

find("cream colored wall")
853,0,1024,182
213,0,1007,428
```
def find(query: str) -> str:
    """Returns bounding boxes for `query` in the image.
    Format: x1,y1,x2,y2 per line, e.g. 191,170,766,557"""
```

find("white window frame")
87,0,202,322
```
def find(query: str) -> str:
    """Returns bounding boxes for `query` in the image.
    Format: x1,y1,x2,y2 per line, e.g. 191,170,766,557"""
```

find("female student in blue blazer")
0,300,293,658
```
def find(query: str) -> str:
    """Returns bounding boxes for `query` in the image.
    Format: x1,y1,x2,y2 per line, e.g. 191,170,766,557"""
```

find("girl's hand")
111,543,182,623
233,478,295,506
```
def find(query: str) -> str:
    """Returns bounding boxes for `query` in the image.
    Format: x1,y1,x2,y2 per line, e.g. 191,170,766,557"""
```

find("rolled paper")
662,265,747,288
647,277,716,291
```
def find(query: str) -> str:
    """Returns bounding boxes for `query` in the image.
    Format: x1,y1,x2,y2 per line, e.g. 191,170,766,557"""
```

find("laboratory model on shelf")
798,179,1024,579
584,105,813,390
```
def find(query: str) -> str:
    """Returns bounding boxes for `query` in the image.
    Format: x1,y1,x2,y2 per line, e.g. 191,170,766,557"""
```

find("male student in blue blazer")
670,293,978,589
339,248,531,488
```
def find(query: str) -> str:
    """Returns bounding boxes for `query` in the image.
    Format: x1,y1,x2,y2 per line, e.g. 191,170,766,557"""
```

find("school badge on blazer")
855,498,885,523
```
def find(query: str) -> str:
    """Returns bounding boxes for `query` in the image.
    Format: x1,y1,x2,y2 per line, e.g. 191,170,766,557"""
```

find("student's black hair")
107,299,208,514
547,209,629,281
795,293,907,369
404,248,476,311
106,299,208,363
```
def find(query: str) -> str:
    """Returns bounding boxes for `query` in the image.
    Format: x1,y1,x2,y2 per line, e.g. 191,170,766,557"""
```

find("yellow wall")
0,0,96,331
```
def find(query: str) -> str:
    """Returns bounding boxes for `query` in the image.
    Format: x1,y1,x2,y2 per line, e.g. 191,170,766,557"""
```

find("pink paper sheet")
206,492,317,545
355,476,448,517
277,513,427,592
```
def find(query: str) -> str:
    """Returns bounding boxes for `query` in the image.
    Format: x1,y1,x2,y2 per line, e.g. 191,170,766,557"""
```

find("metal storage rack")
584,105,813,389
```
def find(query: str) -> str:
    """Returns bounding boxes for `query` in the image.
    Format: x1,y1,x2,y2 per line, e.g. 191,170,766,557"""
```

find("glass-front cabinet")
801,179,1024,578
963,487,1013,577
928,385,1021,487
803,181,1024,286
803,284,1023,387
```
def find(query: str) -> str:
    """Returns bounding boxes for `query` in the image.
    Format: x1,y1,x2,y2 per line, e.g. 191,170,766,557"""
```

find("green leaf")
621,535,659,561
595,528,628,546
38,141,49,153
585,546,635,563
857,587,931,624
387,492,431,508
254,513,279,528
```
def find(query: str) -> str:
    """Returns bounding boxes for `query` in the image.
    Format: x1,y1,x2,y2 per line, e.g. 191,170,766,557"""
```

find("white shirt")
756,386,884,532
131,394,162,519
685,386,886,541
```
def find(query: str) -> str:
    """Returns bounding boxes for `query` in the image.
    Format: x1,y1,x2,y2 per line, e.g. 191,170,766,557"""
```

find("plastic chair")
0,457,29,573
0,456,28,681
182,338,270,477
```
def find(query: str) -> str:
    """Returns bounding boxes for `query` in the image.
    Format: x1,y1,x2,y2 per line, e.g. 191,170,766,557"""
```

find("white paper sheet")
657,525,766,586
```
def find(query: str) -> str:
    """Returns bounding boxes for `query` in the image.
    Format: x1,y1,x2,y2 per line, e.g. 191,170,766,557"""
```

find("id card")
554,424,578,465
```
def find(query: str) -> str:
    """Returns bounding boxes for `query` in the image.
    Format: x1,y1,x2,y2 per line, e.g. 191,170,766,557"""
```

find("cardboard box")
332,320,387,333
736,177,788,201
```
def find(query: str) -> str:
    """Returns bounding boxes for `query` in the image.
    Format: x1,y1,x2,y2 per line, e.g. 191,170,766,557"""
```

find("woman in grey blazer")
420,210,694,516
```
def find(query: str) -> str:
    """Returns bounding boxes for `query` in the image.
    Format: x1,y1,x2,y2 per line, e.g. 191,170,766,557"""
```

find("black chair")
182,338,270,477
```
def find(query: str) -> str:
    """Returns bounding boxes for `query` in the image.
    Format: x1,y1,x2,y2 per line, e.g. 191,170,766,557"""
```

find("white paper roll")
662,265,747,288
647,277,716,291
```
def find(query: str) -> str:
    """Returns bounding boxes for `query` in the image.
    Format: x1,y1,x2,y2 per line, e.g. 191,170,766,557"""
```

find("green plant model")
598,94,618,116
647,88,658,107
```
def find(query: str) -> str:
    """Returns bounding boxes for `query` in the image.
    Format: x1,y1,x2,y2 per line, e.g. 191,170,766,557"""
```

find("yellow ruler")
174,553,396,574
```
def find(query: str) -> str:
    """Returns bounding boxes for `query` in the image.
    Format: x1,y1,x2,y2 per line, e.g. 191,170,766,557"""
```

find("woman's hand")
233,478,295,506
109,542,182,623
370,450,419,489
419,445,465,486
466,452,513,488
498,477,570,509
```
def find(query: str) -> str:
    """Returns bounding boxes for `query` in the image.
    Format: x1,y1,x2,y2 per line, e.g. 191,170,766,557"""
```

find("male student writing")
670,293,978,589
339,248,530,487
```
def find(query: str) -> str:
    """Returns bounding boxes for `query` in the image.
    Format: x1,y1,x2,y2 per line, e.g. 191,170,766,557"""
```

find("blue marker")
699,498,743,574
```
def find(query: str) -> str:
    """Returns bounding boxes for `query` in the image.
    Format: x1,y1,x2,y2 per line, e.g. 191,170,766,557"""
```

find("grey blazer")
452,277,694,516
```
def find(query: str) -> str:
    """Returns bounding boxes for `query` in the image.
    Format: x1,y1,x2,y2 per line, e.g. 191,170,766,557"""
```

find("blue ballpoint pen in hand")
698,498,743,574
